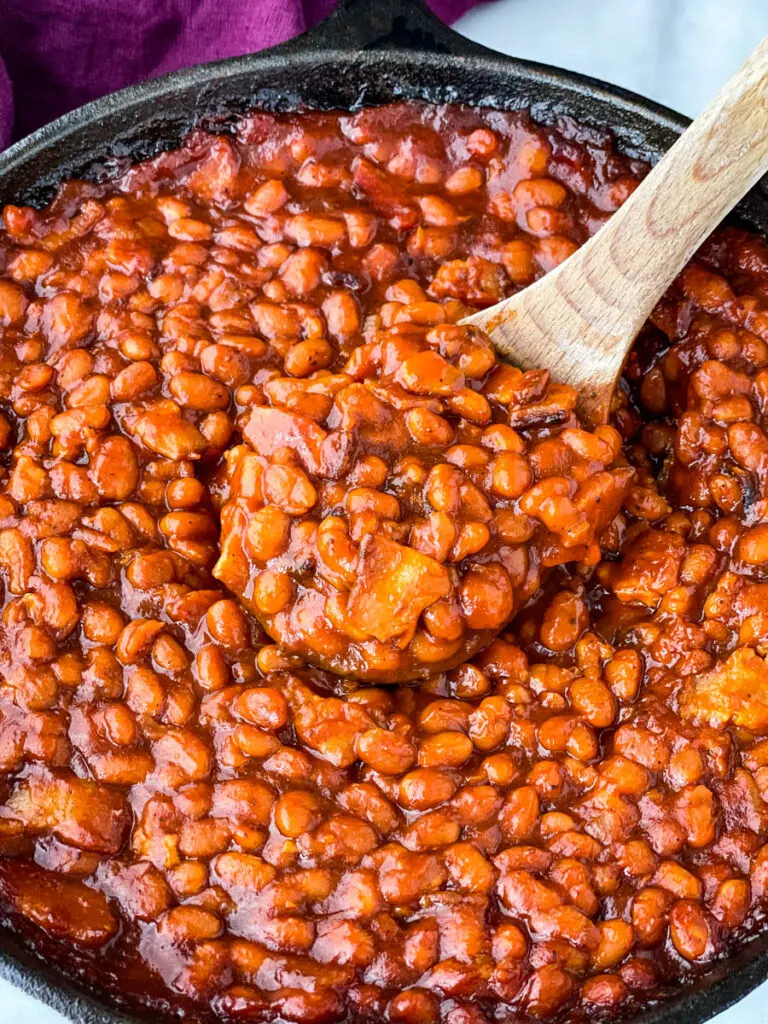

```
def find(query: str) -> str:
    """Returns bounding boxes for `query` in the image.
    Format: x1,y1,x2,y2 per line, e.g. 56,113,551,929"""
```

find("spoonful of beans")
464,37,768,425
215,40,768,684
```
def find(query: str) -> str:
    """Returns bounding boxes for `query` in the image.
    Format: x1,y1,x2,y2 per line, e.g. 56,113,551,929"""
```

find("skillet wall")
0,0,766,228
1,1,768,1023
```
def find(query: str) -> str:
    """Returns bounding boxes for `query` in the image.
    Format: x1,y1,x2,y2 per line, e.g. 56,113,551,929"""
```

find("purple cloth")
0,0,480,151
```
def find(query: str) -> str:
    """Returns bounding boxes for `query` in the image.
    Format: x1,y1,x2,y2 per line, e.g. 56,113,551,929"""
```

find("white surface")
458,0,768,119
4,1,768,1021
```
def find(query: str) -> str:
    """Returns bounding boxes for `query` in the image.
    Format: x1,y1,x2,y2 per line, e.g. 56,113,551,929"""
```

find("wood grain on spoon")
462,37,768,426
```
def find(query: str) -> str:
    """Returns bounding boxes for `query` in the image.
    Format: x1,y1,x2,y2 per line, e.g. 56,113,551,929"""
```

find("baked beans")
0,101,766,1024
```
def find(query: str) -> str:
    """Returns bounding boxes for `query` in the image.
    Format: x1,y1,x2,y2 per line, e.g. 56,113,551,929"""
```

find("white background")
3,0,768,1020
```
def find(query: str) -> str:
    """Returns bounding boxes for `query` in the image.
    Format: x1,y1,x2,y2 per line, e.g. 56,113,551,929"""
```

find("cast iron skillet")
1,1,768,1022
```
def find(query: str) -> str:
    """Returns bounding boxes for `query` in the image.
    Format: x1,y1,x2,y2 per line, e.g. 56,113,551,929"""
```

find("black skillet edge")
0,0,766,225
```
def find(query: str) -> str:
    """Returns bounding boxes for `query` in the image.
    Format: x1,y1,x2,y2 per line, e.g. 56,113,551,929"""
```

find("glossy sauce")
0,103,766,1024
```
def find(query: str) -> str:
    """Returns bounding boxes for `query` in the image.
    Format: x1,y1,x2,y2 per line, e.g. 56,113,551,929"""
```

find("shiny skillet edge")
1,1,768,1022
3,0,768,219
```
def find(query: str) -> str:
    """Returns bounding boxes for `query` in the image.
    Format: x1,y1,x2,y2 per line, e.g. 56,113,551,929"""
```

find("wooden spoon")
462,38,768,426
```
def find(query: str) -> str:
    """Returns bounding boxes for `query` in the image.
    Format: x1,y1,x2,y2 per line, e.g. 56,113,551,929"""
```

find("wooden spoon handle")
465,37,768,424
578,36,768,321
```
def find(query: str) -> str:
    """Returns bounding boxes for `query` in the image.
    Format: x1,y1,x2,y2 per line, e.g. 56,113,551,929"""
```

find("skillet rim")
1,1,768,1021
